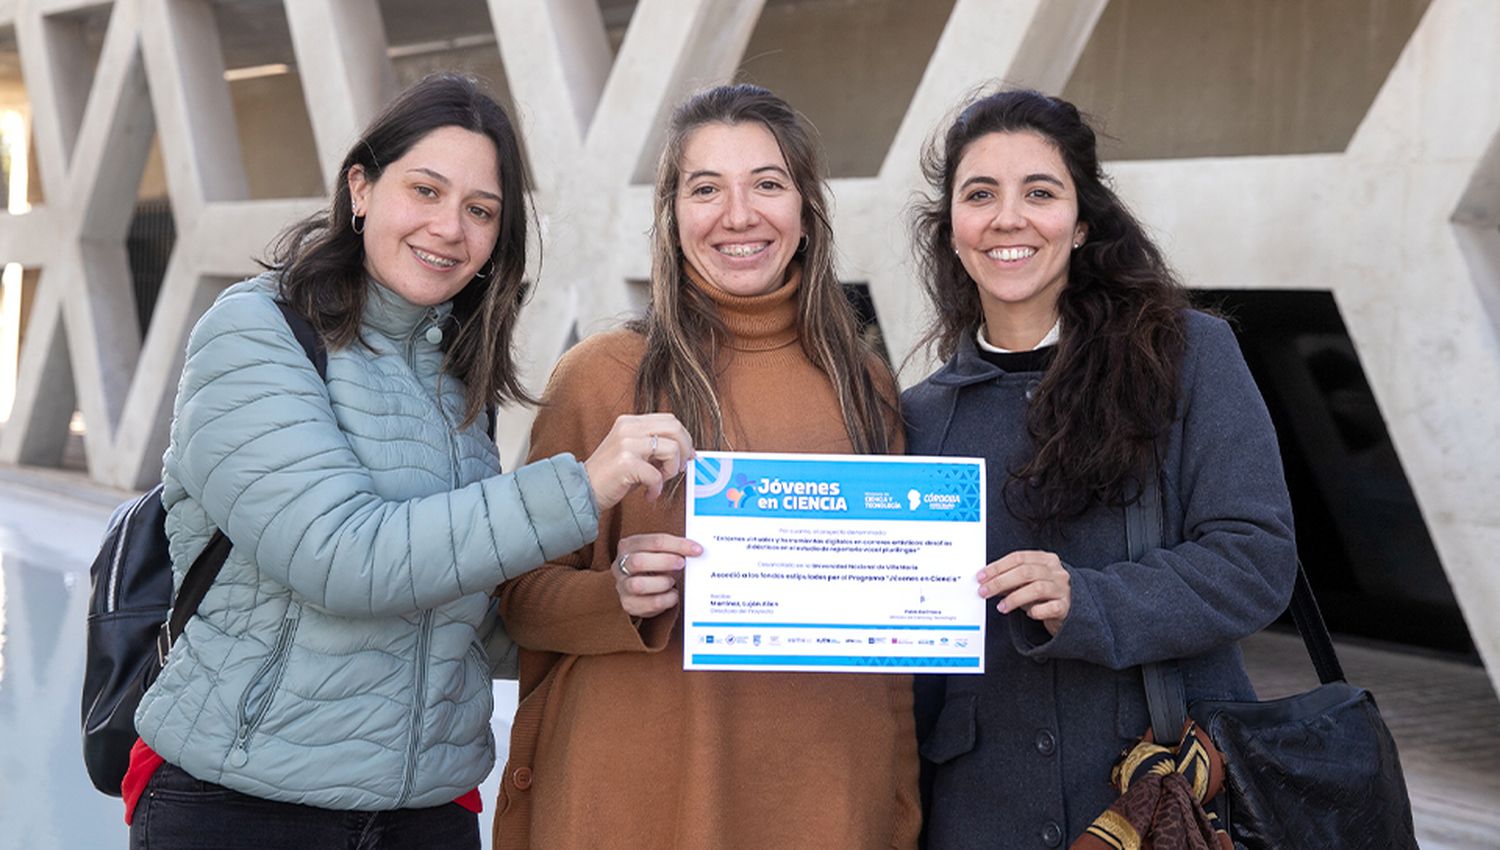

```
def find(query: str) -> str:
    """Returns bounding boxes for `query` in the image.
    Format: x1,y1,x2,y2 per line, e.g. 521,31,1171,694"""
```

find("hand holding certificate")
684,451,987,673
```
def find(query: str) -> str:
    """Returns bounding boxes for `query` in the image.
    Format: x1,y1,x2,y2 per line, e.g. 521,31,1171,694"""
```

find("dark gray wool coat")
904,310,1297,850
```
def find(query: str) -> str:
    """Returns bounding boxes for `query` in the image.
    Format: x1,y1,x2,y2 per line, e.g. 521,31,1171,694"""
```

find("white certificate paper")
683,451,986,674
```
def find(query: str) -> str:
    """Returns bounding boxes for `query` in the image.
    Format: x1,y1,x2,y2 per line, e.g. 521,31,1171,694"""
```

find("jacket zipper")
405,312,463,479
397,611,434,805
228,610,300,767
106,493,153,613
396,311,456,804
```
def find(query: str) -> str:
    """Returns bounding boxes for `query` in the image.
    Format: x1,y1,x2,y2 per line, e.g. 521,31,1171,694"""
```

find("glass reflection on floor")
0,479,516,849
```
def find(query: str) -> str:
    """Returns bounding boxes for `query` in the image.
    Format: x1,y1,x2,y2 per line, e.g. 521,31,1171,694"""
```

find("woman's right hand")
612,533,702,618
582,413,694,511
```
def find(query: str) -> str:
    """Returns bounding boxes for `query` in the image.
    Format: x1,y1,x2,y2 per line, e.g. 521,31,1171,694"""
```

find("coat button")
1024,380,1041,401
1041,820,1063,847
512,766,533,790
1035,729,1057,756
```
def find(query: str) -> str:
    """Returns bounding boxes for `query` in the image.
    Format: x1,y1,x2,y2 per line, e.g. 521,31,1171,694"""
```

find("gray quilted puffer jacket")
136,274,598,810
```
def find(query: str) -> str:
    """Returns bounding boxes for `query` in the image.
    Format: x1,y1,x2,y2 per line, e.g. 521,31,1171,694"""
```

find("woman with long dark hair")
492,84,920,849
905,88,1297,848
127,74,688,849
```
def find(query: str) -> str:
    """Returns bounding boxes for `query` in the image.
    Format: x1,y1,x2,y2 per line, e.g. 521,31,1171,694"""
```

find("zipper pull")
229,730,250,767
425,323,443,345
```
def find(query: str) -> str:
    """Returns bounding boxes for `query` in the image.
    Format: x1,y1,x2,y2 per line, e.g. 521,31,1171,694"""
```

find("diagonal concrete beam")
0,266,71,465
140,0,248,220
489,0,610,186
284,0,396,189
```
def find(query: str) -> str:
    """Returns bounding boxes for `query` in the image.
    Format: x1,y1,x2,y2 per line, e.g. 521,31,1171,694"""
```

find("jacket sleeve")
497,333,674,656
163,289,599,618
1016,313,1297,669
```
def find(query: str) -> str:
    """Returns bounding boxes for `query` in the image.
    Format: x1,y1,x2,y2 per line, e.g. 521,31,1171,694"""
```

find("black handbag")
1128,478,1419,850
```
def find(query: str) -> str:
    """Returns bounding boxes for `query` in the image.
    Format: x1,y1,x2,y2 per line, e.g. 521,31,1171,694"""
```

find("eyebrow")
683,165,793,183
957,172,1066,192
408,167,502,204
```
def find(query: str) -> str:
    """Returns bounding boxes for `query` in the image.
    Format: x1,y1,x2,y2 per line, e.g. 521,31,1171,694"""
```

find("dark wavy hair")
263,73,536,425
913,88,1189,524
631,84,895,453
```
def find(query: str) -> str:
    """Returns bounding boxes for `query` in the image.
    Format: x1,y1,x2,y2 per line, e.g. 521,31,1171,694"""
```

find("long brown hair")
913,88,1189,524
263,73,536,425
632,84,894,453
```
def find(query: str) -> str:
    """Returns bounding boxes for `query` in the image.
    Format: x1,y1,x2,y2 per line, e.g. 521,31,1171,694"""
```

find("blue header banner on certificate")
684,451,987,674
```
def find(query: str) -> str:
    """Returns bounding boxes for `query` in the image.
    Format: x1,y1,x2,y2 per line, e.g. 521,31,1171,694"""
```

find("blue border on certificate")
690,655,981,668
692,455,981,522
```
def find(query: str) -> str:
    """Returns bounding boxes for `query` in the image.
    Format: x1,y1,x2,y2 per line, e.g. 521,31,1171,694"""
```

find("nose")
723,186,759,229
427,200,464,242
988,195,1025,231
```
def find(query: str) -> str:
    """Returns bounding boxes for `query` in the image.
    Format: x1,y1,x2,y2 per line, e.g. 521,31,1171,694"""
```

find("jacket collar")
361,277,453,341
925,334,1005,387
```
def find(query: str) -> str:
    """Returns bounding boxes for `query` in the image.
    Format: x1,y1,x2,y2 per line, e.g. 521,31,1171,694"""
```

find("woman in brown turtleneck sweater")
491,85,919,849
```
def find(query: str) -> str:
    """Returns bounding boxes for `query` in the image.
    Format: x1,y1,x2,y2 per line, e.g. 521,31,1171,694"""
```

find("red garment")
122,738,481,824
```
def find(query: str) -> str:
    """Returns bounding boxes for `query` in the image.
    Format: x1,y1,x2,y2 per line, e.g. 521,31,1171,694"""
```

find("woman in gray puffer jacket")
127,74,692,850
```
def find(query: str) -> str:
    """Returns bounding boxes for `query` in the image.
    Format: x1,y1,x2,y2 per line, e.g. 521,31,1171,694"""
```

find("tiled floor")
1243,630,1500,850
1,464,1496,849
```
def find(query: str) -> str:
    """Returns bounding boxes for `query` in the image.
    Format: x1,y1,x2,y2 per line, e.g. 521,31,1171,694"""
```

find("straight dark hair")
264,73,536,424
632,84,895,453
913,88,1190,524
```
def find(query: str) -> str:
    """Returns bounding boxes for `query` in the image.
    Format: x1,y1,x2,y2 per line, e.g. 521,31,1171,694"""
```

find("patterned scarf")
1070,722,1232,850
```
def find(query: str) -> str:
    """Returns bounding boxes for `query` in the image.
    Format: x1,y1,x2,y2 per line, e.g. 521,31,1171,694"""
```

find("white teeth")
717,243,768,258
986,246,1036,262
413,247,458,268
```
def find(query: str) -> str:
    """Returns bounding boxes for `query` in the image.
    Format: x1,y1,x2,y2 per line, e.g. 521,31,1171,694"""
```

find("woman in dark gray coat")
904,89,1297,849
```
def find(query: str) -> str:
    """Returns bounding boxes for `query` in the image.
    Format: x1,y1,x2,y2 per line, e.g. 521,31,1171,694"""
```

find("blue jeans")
130,762,480,850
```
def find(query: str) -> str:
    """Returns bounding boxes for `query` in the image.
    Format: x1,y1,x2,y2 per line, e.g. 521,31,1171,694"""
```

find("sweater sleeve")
1017,313,1297,669
164,289,599,618
498,332,673,655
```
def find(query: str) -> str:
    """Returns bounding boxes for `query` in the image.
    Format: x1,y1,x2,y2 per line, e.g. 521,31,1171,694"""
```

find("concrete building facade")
0,0,1496,686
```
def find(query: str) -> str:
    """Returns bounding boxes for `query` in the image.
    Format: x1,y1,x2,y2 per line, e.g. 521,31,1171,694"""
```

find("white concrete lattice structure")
0,0,1497,687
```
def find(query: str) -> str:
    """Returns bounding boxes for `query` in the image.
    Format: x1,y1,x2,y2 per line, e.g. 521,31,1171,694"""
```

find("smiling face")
950,130,1087,347
675,121,804,297
347,125,503,307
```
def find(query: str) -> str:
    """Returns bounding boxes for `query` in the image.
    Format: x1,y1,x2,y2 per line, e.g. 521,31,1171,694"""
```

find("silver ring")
649,434,659,454
615,552,632,577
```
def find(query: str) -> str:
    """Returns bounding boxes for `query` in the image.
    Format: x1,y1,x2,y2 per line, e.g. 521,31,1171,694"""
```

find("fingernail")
997,601,1008,613
690,543,703,556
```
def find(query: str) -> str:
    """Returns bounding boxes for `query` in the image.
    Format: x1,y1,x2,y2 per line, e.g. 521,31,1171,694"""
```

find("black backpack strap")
275,300,327,380
158,530,232,661
485,404,497,441
158,300,327,658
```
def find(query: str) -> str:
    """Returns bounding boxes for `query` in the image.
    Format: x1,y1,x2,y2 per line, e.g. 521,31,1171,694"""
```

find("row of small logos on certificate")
696,633,971,649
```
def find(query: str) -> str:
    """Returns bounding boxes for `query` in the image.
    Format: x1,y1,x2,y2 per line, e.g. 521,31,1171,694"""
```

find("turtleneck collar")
683,262,801,352
361,276,453,340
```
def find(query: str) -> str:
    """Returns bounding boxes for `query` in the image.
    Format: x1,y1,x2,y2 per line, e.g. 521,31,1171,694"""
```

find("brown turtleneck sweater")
492,267,919,849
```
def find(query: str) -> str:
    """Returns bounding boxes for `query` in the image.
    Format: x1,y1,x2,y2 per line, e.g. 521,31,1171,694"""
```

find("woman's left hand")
977,550,1072,636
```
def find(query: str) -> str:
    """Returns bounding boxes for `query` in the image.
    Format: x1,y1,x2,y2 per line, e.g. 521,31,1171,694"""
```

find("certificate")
683,451,986,674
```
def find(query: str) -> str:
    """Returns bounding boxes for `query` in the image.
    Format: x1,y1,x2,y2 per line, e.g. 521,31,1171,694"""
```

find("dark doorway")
1192,290,1475,659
